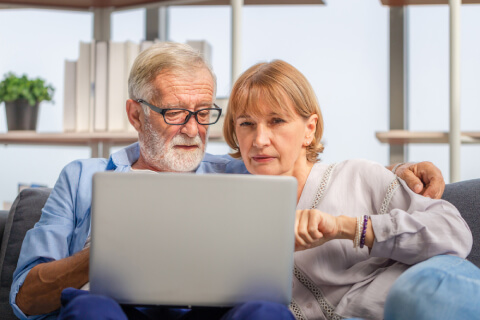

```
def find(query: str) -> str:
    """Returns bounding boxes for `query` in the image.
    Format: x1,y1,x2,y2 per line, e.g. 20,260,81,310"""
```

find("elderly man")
11,42,445,320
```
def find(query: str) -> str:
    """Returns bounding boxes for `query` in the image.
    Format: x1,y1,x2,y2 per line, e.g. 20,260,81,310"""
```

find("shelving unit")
377,0,480,182
0,0,324,157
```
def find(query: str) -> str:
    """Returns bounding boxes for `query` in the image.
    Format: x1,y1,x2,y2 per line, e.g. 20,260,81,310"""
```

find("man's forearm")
16,248,89,316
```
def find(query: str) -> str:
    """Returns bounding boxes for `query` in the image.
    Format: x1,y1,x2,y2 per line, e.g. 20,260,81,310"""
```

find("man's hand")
394,162,445,199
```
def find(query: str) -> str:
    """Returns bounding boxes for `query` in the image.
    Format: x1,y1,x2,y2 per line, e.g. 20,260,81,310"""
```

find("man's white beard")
140,117,206,172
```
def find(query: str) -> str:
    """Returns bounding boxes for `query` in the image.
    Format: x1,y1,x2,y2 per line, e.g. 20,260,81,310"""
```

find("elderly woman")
223,60,476,320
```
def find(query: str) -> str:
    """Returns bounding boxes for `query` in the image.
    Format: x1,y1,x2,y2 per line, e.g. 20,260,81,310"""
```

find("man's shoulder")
198,153,248,174
63,158,110,174
58,158,110,186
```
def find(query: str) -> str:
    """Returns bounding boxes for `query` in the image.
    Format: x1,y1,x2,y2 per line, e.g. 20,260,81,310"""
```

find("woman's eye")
272,118,286,124
238,121,253,127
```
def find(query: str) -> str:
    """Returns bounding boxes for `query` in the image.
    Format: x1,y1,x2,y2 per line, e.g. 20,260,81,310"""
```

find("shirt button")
306,303,313,308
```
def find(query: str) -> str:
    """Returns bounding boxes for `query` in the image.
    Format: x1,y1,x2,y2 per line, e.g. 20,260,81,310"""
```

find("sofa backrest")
0,188,51,320
442,178,480,268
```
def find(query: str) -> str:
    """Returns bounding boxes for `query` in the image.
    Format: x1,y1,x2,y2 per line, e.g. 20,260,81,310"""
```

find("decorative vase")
5,99,39,131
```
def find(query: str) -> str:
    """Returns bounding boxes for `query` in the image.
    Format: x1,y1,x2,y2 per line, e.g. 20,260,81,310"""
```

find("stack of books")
63,40,212,133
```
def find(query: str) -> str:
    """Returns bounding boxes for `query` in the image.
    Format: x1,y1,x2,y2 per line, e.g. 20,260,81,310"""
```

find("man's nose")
253,125,271,148
180,114,199,137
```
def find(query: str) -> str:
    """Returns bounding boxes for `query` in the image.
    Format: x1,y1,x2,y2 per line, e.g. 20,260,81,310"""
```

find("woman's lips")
252,155,275,163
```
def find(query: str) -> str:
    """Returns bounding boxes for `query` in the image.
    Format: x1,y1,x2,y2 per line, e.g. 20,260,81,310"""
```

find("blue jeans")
58,288,294,320
384,255,480,320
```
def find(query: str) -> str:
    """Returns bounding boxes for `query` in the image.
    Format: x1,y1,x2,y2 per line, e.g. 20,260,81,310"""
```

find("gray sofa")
0,180,479,320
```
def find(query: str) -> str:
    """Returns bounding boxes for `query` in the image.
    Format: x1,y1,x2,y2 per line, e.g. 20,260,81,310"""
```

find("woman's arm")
295,161,471,264
294,210,374,251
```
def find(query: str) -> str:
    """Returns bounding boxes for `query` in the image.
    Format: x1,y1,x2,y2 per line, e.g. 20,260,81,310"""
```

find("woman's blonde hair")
223,60,324,162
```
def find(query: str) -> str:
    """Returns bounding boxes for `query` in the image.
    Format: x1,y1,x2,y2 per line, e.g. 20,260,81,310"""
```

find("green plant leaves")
0,72,55,106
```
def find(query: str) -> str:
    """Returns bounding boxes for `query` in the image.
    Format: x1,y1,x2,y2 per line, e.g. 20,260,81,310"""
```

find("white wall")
408,5,480,182
1,2,479,207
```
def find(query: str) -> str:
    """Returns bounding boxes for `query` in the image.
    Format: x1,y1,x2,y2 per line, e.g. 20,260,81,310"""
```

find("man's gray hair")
128,42,217,115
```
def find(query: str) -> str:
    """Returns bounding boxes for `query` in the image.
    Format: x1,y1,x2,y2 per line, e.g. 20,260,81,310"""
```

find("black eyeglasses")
136,99,222,125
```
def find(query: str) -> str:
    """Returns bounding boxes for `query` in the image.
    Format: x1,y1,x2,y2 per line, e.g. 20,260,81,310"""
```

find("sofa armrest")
0,210,8,252
0,188,52,320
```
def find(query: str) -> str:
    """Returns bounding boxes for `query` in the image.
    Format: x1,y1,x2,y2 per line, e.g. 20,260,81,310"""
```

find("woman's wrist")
335,216,356,241
336,215,375,249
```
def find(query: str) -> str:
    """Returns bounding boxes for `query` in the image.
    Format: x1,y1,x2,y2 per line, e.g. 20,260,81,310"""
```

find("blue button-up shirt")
10,143,248,320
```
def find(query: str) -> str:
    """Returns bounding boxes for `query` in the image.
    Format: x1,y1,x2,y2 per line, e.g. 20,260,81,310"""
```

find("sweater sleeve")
369,168,472,265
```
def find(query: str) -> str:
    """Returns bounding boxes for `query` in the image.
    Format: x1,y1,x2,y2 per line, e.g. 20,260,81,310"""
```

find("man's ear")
126,99,143,132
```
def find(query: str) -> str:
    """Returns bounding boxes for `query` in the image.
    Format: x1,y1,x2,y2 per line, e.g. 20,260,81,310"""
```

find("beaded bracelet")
353,215,363,248
359,215,369,249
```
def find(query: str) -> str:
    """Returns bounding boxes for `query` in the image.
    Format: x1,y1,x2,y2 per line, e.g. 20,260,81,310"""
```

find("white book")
63,60,77,132
75,42,91,132
89,40,96,132
140,40,153,52
124,41,140,132
107,41,126,132
186,40,212,66
209,97,228,141
94,41,108,131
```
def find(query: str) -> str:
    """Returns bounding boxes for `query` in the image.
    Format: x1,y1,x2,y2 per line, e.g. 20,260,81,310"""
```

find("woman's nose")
253,125,271,148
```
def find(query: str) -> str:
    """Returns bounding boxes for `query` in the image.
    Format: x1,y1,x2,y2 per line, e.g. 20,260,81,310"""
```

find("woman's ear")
305,114,318,141
126,99,143,132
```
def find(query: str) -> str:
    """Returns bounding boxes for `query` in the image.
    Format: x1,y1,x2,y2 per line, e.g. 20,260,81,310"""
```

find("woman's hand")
294,209,339,251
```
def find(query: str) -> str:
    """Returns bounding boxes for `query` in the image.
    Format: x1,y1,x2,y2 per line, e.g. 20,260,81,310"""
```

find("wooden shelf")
376,130,480,144
0,131,137,146
381,0,480,5
0,131,223,158
0,0,325,10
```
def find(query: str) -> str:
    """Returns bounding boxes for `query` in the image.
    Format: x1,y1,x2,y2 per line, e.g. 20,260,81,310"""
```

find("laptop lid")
90,172,297,307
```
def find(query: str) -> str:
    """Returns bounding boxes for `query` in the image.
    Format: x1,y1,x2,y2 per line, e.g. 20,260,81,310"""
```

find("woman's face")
234,98,317,176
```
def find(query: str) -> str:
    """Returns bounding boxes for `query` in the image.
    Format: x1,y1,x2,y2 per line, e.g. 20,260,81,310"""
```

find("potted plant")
0,73,55,131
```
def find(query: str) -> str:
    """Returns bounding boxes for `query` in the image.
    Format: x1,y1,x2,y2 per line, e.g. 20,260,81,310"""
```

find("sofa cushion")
0,188,51,320
442,179,480,268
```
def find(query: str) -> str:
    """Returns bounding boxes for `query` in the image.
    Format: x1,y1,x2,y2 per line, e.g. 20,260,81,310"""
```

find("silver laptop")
90,172,297,307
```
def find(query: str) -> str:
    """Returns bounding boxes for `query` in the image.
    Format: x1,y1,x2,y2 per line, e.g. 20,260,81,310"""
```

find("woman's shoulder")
335,158,393,175
329,159,397,188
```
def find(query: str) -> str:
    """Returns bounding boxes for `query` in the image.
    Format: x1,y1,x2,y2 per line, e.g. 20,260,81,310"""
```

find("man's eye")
166,111,183,116
197,110,210,117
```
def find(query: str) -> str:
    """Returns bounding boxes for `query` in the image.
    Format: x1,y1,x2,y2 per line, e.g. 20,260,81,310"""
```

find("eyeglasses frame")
136,99,222,126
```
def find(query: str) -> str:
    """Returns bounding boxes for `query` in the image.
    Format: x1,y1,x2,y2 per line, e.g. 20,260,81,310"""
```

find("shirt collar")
106,142,140,171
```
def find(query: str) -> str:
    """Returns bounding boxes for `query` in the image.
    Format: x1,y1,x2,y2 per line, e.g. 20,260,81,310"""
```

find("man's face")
138,68,215,172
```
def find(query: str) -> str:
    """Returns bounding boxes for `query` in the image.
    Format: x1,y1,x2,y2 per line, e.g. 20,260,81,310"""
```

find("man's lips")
174,145,199,150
